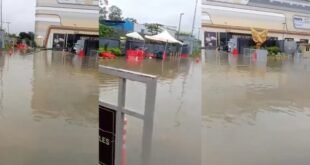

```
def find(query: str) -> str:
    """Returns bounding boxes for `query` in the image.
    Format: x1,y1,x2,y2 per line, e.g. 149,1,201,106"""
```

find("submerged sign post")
99,66,157,165
99,105,116,165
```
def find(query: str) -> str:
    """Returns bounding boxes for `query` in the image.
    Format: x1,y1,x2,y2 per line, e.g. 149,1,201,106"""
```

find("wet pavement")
0,50,201,165
203,50,310,165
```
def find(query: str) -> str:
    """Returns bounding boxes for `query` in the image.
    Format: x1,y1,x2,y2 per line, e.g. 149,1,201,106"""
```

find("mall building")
35,0,99,49
202,0,310,49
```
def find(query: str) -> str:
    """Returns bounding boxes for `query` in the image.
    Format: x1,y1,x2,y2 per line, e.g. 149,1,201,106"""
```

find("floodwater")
0,50,201,165
203,50,310,165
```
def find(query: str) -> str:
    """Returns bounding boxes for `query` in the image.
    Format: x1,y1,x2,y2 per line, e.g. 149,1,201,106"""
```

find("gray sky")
112,0,201,33
3,0,36,34
3,0,200,35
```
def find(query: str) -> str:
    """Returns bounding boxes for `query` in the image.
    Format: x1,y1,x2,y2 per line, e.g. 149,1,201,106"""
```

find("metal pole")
0,0,3,49
115,78,126,165
177,13,184,39
142,80,157,165
191,0,198,36
7,22,10,34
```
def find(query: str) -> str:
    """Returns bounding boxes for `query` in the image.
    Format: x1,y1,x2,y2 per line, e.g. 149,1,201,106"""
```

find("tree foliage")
176,32,193,37
99,24,114,37
145,23,163,35
109,5,123,21
18,32,37,47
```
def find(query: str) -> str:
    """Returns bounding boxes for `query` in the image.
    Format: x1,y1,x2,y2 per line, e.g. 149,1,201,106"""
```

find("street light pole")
177,13,184,39
6,22,10,34
191,0,198,36
0,0,3,49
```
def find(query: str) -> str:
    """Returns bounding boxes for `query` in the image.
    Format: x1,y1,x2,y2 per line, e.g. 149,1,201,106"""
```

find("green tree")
19,32,30,40
145,23,163,35
99,24,114,37
176,32,193,37
8,33,17,38
18,32,37,47
109,5,123,21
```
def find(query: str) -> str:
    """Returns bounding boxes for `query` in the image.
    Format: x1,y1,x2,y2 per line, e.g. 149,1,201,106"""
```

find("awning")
126,32,145,41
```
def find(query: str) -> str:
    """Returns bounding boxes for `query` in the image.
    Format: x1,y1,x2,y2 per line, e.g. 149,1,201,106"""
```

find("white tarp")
145,30,183,45
126,32,145,41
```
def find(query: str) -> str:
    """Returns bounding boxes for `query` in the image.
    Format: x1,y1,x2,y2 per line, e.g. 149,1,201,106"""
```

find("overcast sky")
112,0,201,33
2,0,201,35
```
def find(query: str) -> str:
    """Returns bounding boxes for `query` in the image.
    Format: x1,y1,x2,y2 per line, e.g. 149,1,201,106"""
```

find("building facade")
35,0,99,49
202,0,310,48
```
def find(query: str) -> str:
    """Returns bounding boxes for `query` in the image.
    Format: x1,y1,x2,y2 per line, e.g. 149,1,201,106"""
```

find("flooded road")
203,50,310,165
0,50,201,165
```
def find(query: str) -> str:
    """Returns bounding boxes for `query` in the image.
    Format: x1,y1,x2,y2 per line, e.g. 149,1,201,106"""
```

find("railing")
99,65,158,165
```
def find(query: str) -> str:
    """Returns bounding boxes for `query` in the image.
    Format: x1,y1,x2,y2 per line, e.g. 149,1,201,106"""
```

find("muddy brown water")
0,50,201,165
203,50,310,165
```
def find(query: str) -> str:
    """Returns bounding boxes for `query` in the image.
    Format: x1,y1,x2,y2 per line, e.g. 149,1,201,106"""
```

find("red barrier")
100,52,116,59
162,52,167,60
232,48,239,56
126,50,144,60
145,53,156,59
9,48,13,55
252,51,257,61
79,50,85,57
180,54,189,59
16,43,28,49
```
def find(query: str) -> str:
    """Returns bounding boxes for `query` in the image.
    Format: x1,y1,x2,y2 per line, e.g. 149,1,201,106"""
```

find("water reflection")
203,51,310,165
0,50,201,165
0,54,5,116
31,52,100,127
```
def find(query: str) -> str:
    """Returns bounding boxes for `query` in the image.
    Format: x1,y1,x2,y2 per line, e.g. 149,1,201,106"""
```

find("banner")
294,15,310,29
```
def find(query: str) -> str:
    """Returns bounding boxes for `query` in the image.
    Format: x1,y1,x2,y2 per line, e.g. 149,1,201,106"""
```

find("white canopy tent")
145,30,183,59
126,32,145,41
145,30,183,45
126,32,145,50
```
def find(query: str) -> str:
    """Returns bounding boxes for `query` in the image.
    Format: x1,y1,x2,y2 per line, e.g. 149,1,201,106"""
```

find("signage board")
99,105,116,165
294,15,310,29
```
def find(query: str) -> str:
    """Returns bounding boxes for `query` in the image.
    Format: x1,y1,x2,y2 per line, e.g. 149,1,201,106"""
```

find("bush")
267,46,280,56
98,47,122,56
192,48,201,57
108,48,122,56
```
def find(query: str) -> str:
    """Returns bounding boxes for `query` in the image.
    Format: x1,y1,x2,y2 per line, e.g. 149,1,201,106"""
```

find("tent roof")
145,30,183,45
126,32,145,41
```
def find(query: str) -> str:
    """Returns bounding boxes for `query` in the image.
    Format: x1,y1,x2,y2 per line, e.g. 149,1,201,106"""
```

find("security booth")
99,66,158,165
